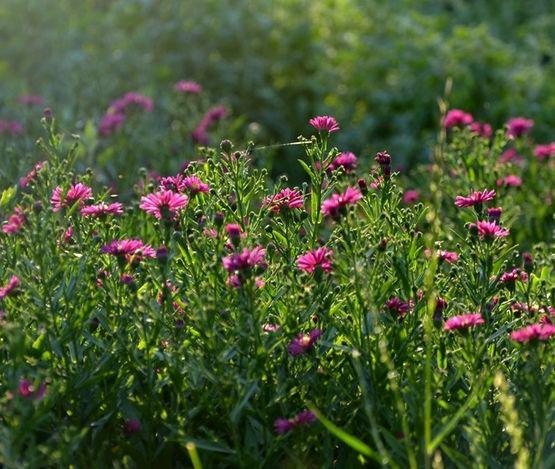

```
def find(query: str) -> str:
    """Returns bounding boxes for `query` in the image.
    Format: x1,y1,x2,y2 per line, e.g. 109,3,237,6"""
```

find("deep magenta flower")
274,409,316,434
469,121,493,138
263,188,304,213
101,239,156,263
81,202,124,218
444,313,484,331
510,323,555,343
533,143,555,161
402,189,420,204
384,297,411,318
174,80,202,94
309,115,340,133
3,208,26,234
225,223,242,240
487,207,502,222
18,379,46,400
297,247,334,274
182,175,210,195
454,189,496,208
288,329,322,356
506,117,534,138
321,187,363,218
51,183,93,212
443,109,473,129
474,220,510,239
328,152,357,173
499,268,528,285
222,247,267,273
140,190,188,219
0,275,20,299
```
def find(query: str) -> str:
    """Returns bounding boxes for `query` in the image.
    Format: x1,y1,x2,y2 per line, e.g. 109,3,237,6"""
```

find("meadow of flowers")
0,85,554,467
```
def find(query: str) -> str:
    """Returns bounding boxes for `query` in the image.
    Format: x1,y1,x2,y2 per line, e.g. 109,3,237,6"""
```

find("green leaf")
0,186,15,207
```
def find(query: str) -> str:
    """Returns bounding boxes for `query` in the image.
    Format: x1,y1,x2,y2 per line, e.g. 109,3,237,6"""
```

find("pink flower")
263,188,304,213
0,119,24,136
19,161,45,188
99,112,126,136
18,95,45,106
174,80,202,94
2,208,26,234
140,190,188,219
192,106,228,144
274,409,316,434
51,183,93,212
444,313,484,331
263,323,280,333
101,239,156,263
384,297,411,318
499,268,528,286
454,189,496,208
0,275,20,299
18,379,46,400
110,92,153,114
499,148,524,165
474,220,510,239
402,189,420,204
470,121,492,138
443,109,473,129
222,247,267,273
510,323,555,343
506,117,534,138
328,152,357,173
487,207,502,222
309,115,340,133
288,329,322,356
321,186,363,218
81,202,124,218
297,247,334,274
123,419,141,435
533,143,555,161
225,223,242,239
182,175,210,195
496,175,522,187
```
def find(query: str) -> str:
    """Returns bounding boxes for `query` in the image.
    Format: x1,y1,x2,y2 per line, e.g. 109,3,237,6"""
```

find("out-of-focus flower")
222,247,267,273
402,189,420,204
18,379,46,400
470,121,492,138
192,106,228,145
174,80,202,94
533,143,555,161
2,208,26,234
384,297,411,318
510,323,555,343
499,148,524,165
328,152,357,173
288,329,322,356
297,247,333,274
487,207,502,222
19,161,46,188
444,313,484,331
274,409,316,434
443,109,473,129
98,112,126,136
496,175,522,187
0,275,20,299
123,419,141,435
0,119,24,136
506,117,534,138
51,183,93,212
309,115,340,133
18,95,45,106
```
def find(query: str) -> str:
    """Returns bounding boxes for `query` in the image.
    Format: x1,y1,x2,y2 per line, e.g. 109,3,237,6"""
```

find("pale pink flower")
174,80,202,94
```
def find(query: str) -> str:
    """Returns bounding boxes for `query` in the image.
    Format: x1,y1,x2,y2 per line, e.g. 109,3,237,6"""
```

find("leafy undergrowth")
0,112,553,467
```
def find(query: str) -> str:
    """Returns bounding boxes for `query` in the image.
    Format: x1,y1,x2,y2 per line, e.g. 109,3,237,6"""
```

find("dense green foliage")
2,0,555,172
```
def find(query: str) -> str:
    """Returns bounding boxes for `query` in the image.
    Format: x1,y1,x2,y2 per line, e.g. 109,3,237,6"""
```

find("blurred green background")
1,0,554,174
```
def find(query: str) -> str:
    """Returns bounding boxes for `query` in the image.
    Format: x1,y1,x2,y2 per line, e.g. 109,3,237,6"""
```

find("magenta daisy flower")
222,247,267,273
297,247,334,274
81,202,124,218
182,175,210,195
287,329,322,356
506,117,534,138
101,239,156,263
533,143,555,161
443,109,473,129
140,190,188,219
454,189,496,208
321,186,363,219
384,297,411,318
309,115,340,133
263,188,304,213
474,220,510,239
444,313,484,331
510,323,555,343
328,152,357,173
51,183,93,212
